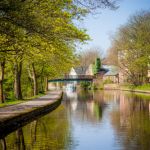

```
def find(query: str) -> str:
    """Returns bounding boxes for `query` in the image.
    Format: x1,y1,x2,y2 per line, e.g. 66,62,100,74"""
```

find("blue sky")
79,0,150,55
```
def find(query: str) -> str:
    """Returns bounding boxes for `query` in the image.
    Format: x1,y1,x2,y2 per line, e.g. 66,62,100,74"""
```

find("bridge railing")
64,75,94,79
48,75,94,82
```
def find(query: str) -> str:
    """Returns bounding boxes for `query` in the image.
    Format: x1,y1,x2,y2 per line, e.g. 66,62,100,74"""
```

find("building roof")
102,65,119,76
74,66,88,75
72,65,119,76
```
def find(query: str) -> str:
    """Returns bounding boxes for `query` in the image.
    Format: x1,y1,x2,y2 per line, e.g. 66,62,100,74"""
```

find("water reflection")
111,92,150,150
64,90,105,123
64,90,150,150
0,106,72,150
0,90,150,150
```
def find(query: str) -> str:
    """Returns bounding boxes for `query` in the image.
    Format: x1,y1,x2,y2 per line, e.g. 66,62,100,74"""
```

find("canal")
0,90,150,150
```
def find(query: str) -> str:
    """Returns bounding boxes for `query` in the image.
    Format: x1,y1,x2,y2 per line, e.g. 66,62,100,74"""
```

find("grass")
134,84,150,91
121,83,150,91
0,93,45,108
25,93,45,100
0,100,24,108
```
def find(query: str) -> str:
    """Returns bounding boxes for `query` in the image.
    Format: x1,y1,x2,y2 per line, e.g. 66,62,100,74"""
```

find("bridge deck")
48,75,94,82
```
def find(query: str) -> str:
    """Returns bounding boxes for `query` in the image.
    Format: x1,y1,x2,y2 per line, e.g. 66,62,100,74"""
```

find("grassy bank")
0,93,45,108
122,84,150,91
133,84,150,91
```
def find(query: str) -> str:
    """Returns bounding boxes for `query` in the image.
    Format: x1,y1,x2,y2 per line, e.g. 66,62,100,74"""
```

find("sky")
79,0,150,55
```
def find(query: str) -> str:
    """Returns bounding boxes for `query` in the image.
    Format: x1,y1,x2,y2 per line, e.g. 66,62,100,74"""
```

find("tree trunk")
40,76,44,93
0,61,5,103
45,77,48,92
14,62,22,100
1,138,6,150
32,64,38,96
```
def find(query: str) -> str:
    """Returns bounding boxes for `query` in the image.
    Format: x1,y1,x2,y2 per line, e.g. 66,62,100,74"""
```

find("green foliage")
0,100,24,108
0,0,90,102
92,63,96,75
125,84,150,91
80,81,91,90
95,58,101,73
91,84,98,90
91,83,104,90
103,78,113,84
92,57,101,75
80,81,104,90
0,0,117,102
113,11,150,85
135,84,150,90
98,83,104,90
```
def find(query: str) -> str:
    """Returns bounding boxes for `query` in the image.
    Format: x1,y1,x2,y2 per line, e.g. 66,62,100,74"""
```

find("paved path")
0,90,62,122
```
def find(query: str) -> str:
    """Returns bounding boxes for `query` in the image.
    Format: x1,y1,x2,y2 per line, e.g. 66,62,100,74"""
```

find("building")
67,66,89,89
69,66,88,77
102,65,119,83
85,64,94,76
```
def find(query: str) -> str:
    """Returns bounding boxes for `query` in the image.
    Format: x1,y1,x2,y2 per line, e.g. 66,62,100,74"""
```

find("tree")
105,42,118,65
92,57,101,75
78,47,102,66
0,0,89,100
95,58,101,73
110,11,150,85
74,0,118,12
0,61,5,103
0,0,118,102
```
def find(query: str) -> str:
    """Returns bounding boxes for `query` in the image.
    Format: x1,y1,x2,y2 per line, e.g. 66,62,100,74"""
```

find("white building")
67,66,89,90
69,66,88,77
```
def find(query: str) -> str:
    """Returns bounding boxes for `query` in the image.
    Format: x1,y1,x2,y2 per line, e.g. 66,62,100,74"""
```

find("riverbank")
0,93,45,108
0,90,62,138
104,84,150,94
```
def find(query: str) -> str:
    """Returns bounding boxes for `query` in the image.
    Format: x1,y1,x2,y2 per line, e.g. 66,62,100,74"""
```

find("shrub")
103,78,113,84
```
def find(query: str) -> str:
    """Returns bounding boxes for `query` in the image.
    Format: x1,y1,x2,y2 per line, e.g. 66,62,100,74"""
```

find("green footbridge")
48,75,94,82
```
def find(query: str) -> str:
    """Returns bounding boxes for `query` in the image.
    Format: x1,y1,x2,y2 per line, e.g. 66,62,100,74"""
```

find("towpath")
0,90,62,137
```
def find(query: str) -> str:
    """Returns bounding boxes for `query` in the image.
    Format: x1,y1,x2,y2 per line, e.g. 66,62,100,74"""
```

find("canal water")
0,90,150,150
